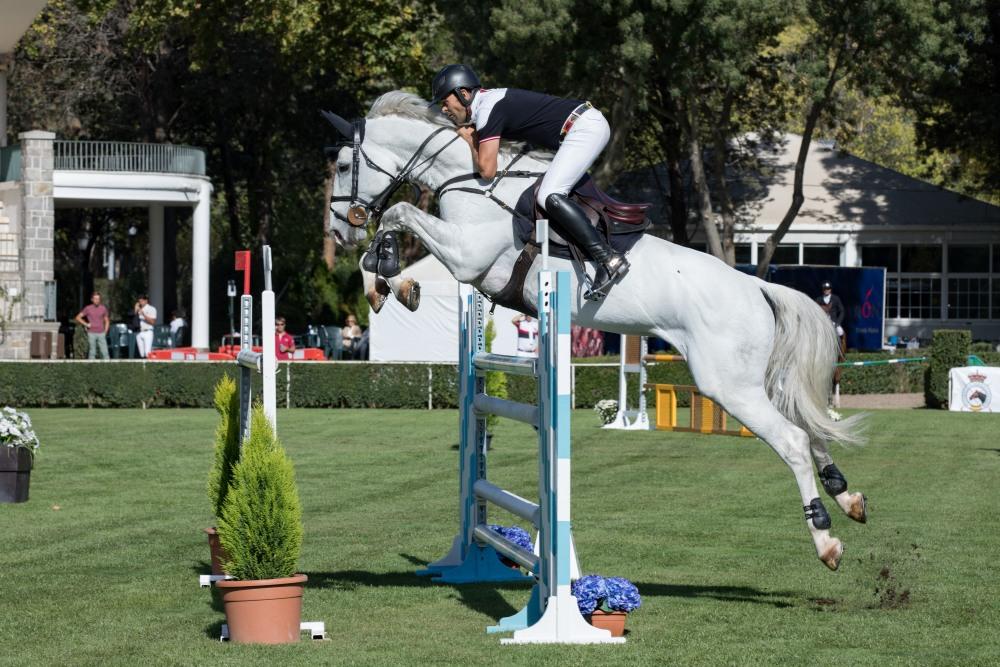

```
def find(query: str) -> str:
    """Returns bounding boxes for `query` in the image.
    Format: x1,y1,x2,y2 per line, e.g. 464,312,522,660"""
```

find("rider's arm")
458,126,499,180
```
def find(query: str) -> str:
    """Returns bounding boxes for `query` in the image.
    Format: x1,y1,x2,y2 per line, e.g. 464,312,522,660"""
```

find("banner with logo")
949,366,1000,412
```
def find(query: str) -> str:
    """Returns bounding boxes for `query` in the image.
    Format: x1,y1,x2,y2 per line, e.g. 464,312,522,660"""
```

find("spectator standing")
341,314,363,356
816,281,846,350
512,313,539,357
74,291,110,359
133,295,157,358
275,317,295,360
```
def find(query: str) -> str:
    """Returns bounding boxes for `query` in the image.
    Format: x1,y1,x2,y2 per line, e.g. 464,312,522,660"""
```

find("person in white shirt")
512,313,539,357
134,295,157,358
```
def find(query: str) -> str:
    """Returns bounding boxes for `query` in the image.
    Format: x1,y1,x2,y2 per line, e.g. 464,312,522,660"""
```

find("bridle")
328,117,459,228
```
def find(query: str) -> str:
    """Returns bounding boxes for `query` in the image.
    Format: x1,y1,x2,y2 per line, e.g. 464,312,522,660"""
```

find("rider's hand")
456,125,477,144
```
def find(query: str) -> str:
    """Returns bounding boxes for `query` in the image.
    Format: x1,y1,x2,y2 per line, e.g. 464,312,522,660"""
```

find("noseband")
329,119,458,228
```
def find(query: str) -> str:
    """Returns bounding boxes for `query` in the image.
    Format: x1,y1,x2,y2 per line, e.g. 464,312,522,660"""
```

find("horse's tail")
756,279,865,446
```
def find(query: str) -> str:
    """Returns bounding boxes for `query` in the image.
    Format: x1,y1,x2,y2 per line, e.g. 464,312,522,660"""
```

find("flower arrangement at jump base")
1,407,40,504
488,524,533,568
572,574,642,637
593,399,619,425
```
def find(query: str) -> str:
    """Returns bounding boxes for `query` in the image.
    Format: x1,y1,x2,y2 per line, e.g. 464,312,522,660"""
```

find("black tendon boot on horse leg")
544,193,629,301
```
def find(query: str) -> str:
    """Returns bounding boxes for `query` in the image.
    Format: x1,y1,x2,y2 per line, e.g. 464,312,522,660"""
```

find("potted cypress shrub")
215,405,306,644
206,375,240,574
1,407,40,504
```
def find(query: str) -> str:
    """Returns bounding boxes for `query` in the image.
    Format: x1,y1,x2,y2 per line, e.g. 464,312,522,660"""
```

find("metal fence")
53,141,206,176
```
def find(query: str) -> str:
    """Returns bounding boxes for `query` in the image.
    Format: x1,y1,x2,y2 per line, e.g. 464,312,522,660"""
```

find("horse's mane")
368,90,552,163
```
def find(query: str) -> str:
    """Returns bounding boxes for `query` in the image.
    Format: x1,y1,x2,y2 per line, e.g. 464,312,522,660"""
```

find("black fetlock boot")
544,193,629,301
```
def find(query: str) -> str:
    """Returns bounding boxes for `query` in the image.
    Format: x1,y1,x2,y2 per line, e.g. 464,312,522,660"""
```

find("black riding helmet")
429,64,481,107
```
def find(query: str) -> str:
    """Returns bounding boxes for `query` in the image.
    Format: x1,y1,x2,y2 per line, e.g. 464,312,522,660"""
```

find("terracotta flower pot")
0,447,33,504
203,527,229,575
216,574,307,644
588,609,628,637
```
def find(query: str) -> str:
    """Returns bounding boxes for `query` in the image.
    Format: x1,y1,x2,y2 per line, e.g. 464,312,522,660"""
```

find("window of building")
892,277,941,319
734,244,751,264
993,245,999,273
948,277,990,319
993,278,1000,318
803,245,841,266
947,245,990,273
772,245,799,265
860,245,898,271
901,245,942,273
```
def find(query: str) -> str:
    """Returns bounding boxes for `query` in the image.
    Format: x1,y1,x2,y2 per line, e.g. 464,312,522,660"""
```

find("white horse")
326,91,867,571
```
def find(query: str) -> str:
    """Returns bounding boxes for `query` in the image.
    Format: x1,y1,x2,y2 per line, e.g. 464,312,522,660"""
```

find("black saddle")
513,173,651,260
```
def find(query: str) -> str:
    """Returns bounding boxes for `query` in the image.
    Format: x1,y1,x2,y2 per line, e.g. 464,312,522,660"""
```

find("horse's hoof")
847,493,867,524
398,279,420,312
819,538,843,571
367,288,388,313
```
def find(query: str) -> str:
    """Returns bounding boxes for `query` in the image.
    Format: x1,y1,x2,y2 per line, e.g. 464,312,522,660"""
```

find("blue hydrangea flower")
488,525,534,567
604,577,642,612
571,574,608,615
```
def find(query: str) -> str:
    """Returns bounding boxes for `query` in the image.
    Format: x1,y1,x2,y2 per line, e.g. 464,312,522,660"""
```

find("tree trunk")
591,83,634,189
710,95,737,266
322,163,336,269
756,41,849,278
683,98,724,259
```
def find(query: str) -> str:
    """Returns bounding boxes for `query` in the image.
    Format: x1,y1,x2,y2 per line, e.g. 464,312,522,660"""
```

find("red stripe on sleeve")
478,136,500,144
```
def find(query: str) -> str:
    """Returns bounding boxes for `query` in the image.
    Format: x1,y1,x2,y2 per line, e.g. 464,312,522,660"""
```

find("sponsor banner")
949,366,999,413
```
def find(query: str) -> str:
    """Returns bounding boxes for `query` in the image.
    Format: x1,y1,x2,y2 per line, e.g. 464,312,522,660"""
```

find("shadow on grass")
632,582,796,608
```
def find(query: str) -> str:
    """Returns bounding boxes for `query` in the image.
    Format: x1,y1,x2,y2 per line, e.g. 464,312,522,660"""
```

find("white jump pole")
260,246,277,429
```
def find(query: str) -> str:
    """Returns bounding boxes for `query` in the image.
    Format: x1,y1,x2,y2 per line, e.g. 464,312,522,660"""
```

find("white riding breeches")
136,329,153,358
536,107,610,208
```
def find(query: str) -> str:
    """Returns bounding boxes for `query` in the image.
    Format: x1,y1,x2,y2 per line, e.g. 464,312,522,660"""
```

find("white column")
191,180,212,349
0,64,8,148
750,239,759,265
843,236,859,267
148,204,164,314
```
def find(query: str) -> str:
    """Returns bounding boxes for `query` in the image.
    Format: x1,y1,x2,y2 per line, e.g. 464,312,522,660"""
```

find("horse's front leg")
359,256,390,313
377,202,470,311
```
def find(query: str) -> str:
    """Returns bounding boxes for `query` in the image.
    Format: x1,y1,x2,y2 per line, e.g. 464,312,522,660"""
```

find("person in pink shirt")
275,317,295,360
74,291,110,359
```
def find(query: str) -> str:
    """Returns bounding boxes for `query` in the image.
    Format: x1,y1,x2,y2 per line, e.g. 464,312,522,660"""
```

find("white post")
191,180,212,349
0,62,8,148
261,246,277,430
148,204,164,316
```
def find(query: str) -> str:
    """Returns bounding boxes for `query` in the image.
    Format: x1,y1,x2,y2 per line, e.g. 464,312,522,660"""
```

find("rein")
330,123,460,227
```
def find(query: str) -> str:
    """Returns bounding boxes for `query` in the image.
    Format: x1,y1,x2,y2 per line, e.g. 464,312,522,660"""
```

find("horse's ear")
320,110,353,139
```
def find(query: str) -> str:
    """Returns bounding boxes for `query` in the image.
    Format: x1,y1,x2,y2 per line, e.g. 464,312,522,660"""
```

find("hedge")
1,347,997,409
924,330,971,409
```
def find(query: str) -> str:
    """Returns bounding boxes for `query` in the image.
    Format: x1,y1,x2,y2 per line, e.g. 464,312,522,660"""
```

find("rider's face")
440,91,470,125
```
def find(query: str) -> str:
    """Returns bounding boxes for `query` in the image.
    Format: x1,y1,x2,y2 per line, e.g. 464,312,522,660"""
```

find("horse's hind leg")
714,386,845,571
810,441,867,523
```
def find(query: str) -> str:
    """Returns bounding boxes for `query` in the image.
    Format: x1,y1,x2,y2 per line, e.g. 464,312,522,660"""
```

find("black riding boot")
545,193,629,300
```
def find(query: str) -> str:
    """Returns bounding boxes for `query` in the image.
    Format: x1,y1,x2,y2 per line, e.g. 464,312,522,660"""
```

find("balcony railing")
54,141,206,176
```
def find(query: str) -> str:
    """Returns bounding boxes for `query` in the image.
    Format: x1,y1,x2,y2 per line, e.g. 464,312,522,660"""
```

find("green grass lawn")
1,407,998,666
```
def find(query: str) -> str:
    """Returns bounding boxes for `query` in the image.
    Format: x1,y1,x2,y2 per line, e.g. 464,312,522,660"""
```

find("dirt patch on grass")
839,393,925,409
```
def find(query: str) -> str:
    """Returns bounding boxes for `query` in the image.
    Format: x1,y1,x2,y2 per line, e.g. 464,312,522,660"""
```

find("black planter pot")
0,447,33,503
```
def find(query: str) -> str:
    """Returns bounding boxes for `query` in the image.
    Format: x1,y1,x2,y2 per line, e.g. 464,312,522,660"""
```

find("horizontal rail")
236,350,262,371
473,480,540,526
474,353,537,377
644,354,686,362
473,393,538,426
472,525,539,572
835,357,927,367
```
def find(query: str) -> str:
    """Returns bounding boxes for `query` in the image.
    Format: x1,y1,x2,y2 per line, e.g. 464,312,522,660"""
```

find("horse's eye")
338,163,349,173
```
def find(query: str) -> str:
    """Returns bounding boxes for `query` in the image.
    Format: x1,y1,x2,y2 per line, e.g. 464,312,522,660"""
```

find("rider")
430,64,629,299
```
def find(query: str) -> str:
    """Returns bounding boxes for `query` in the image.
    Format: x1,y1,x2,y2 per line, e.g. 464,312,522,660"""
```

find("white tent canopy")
369,254,527,361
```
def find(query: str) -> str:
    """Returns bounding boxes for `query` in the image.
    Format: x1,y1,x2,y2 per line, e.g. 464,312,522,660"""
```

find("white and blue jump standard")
417,260,624,644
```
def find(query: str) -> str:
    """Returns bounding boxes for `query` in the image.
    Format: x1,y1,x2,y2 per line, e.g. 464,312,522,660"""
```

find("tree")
755,0,968,277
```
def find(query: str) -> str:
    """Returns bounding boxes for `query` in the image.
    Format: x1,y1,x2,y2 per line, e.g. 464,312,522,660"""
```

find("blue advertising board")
738,265,886,351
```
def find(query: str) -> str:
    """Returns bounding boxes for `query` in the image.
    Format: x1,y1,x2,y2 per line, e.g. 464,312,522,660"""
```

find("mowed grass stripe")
1,407,997,666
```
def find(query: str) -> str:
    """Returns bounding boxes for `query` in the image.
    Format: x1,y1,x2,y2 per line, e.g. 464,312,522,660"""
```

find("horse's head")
324,111,401,248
